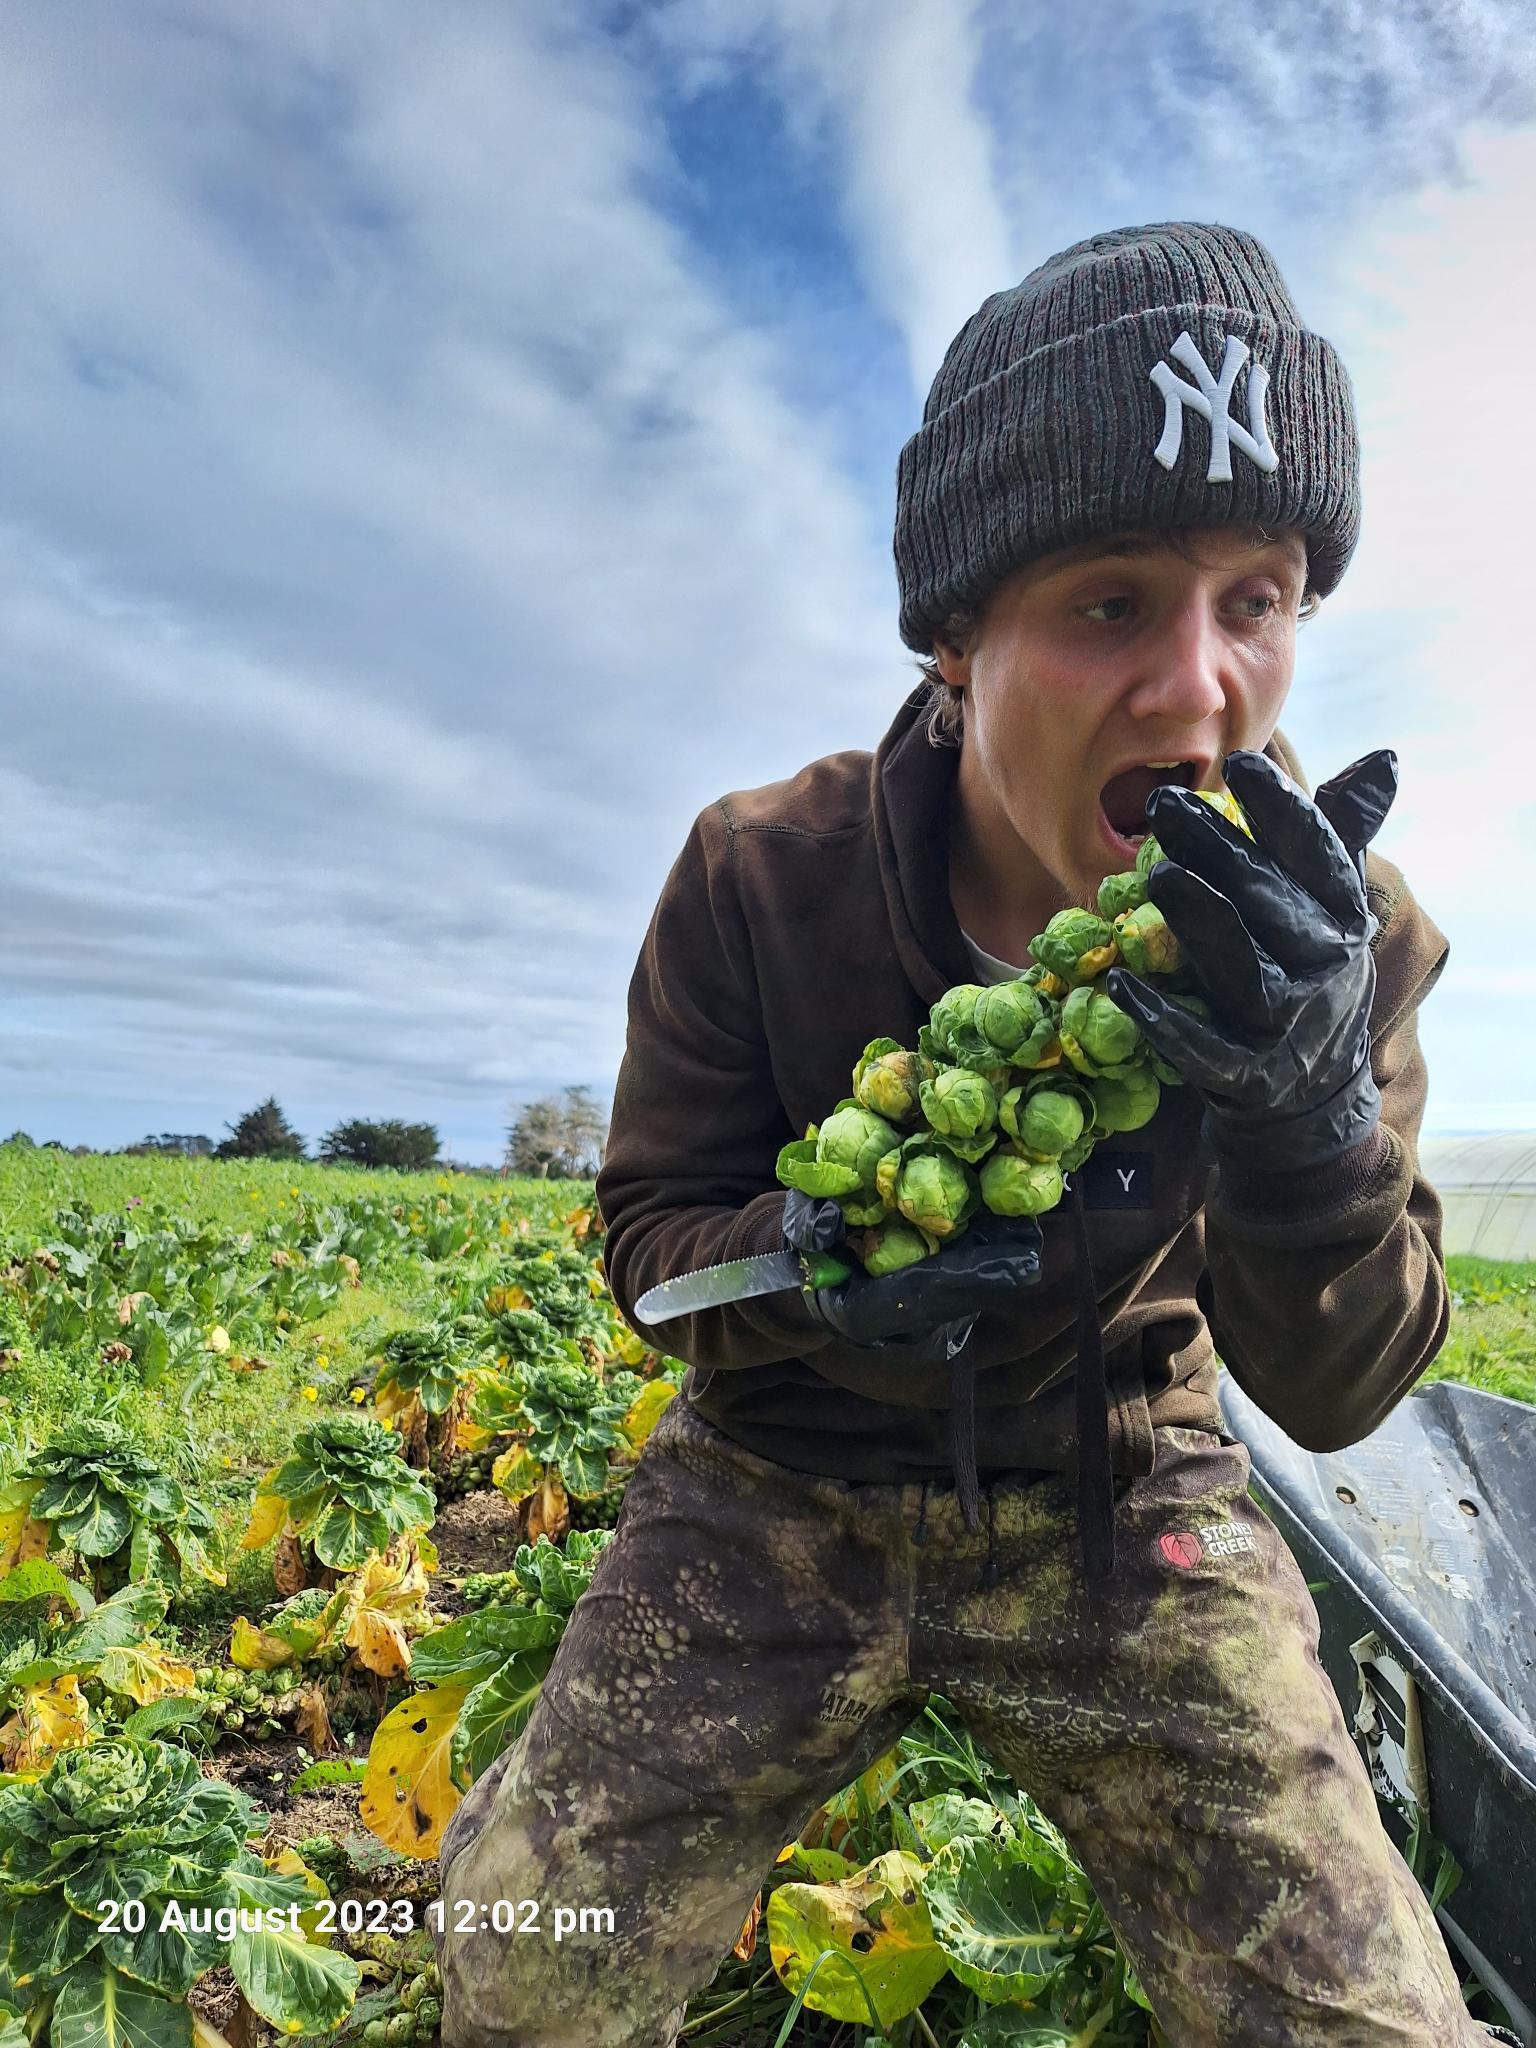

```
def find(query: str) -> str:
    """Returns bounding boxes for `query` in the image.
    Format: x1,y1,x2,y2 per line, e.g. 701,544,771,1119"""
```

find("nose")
1125,593,1231,727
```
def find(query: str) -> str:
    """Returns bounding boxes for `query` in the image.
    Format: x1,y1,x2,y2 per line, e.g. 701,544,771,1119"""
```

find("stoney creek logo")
817,1689,874,1727
1159,1520,1259,1570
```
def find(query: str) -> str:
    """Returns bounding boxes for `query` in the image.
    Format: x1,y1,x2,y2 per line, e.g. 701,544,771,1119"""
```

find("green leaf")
229,1908,360,2037
54,1587,167,1670
307,1502,390,1572
289,1759,366,1794
48,1951,192,2048
3,1888,102,1991
921,1833,1079,2004
410,1607,563,1687
0,2003,28,2048
121,1698,208,1742
0,1561,85,1610
55,1490,134,1562
450,1651,557,1789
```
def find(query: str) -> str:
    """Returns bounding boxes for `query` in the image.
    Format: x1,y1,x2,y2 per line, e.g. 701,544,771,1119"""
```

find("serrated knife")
634,1247,852,1325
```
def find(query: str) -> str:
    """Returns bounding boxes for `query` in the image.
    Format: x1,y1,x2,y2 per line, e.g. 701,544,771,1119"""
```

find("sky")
2,0,1534,1164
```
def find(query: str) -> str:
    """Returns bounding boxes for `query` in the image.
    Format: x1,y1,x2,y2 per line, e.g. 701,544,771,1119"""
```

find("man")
438,224,1513,2044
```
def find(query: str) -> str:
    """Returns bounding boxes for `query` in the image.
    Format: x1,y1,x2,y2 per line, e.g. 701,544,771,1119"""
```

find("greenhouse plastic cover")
1421,1134,1536,1260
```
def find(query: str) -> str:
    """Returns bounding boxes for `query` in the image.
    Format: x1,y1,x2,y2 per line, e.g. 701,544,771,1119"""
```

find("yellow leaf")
230,1616,296,1672
491,1443,539,1504
611,1326,649,1367
360,1683,473,1860
242,1488,289,1551
268,1847,334,1944
767,1849,945,2027
622,1378,678,1449
349,1607,412,1679
15,1675,91,1770
0,1478,43,1574
96,1645,198,1707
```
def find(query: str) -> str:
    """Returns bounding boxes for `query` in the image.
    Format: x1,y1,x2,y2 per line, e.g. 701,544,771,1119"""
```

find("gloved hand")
782,1188,1044,1366
1105,748,1397,1174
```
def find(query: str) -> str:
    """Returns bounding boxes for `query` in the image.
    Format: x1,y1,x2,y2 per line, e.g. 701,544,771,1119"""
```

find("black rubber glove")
782,1188,1044,1366
1105,748,1397,1174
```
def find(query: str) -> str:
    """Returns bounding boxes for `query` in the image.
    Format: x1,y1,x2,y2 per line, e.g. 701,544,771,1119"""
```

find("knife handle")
799,1250,853,1292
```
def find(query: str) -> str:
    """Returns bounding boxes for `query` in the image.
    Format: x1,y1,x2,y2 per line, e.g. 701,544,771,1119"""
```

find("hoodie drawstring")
914,1479,930,1548
937,1190,1115,1587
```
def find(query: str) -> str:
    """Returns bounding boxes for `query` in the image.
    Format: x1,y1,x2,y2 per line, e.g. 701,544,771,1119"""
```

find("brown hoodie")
596,687,1451,1493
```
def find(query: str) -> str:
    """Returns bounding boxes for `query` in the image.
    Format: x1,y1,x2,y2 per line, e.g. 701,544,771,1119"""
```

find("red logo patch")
1159,1529,1204,1570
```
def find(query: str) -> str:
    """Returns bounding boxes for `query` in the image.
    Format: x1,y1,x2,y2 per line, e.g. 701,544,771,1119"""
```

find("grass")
1425,1255,1536,1407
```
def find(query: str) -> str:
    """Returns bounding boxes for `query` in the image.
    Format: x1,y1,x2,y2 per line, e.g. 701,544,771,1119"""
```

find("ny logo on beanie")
1149,331,1280,484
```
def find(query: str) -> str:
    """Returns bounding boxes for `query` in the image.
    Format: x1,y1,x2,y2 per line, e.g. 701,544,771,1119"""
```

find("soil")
430,1489,526,1608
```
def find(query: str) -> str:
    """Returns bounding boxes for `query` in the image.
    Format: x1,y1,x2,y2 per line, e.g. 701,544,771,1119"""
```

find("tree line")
2,1086,609,1179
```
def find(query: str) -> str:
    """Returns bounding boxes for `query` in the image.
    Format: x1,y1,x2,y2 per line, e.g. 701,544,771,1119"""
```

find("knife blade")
634,1247,851,1325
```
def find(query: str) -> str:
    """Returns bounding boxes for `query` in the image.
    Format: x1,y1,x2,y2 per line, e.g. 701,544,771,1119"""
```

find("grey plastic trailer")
1219,1374,1536,2042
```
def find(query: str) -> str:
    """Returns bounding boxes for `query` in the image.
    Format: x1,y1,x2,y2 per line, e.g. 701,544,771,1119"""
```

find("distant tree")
3,1132,34,1148
136,1133,214,1158
215,1097,306,1161
319,1119,440,1172
504,1087,608,1179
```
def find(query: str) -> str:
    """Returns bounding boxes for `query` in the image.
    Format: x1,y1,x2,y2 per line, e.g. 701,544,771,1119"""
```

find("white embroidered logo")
1148,331,1279,483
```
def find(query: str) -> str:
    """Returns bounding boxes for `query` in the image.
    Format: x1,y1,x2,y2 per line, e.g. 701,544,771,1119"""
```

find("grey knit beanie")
894,221,1361,653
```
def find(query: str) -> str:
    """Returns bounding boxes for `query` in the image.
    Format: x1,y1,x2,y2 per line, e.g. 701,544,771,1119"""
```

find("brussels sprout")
858,1218,936,1276
364,2024,390,2046
1198,786,1252,835
1029,908,1118,988
919,1067,998,1144
240,1684,262,1709
853,1039,933,1124
1058,1130,1096,1172
1113,901,1181,977
1135,832,1164,883
1059,985,1142,1077
1090,1068,1162,1134
839,1188,891,1229
817,1103,904,1187
924,984,990,1063
892,1145,977,1240
1097,868,1147,920
1010,1087,1086,1159
416,2002,442,2033
224,1709,246,1731
972,981,1058,1067
980,1148,1064,1217
194,1666,215,1689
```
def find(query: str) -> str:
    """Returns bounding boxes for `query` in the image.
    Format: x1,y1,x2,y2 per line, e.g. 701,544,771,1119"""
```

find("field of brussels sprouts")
0,1141,1527,2048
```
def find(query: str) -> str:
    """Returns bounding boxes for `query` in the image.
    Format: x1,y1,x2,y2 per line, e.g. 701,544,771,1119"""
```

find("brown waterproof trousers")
436,1394,1497,2046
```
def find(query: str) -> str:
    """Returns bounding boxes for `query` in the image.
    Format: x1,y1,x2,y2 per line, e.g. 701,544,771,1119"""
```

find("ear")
930,631,972,691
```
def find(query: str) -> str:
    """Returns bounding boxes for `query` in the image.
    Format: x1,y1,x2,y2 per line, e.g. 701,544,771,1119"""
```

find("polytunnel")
1420,1134,1536,1261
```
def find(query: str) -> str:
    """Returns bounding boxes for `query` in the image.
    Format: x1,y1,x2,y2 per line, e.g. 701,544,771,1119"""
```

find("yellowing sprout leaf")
12,1673,91,1770
349,1608,412,1679
0,1478,45,1575
95,1644,198,1707
360,1682,473,1859
610,1325,649,1366
767,1849,945,2027
491,1443,539,1504
230,1616,297,1672
621,1378,677,1450
241,1472,289,1551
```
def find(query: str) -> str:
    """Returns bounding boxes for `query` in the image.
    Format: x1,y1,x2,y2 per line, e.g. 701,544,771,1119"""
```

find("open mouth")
1096,760,1200,863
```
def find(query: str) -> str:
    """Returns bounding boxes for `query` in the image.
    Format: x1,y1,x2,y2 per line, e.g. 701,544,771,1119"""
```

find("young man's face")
936,523,1310,919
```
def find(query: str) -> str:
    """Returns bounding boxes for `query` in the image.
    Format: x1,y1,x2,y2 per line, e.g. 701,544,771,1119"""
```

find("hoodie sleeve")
595,803,834,1372
1198,855,1452,1452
